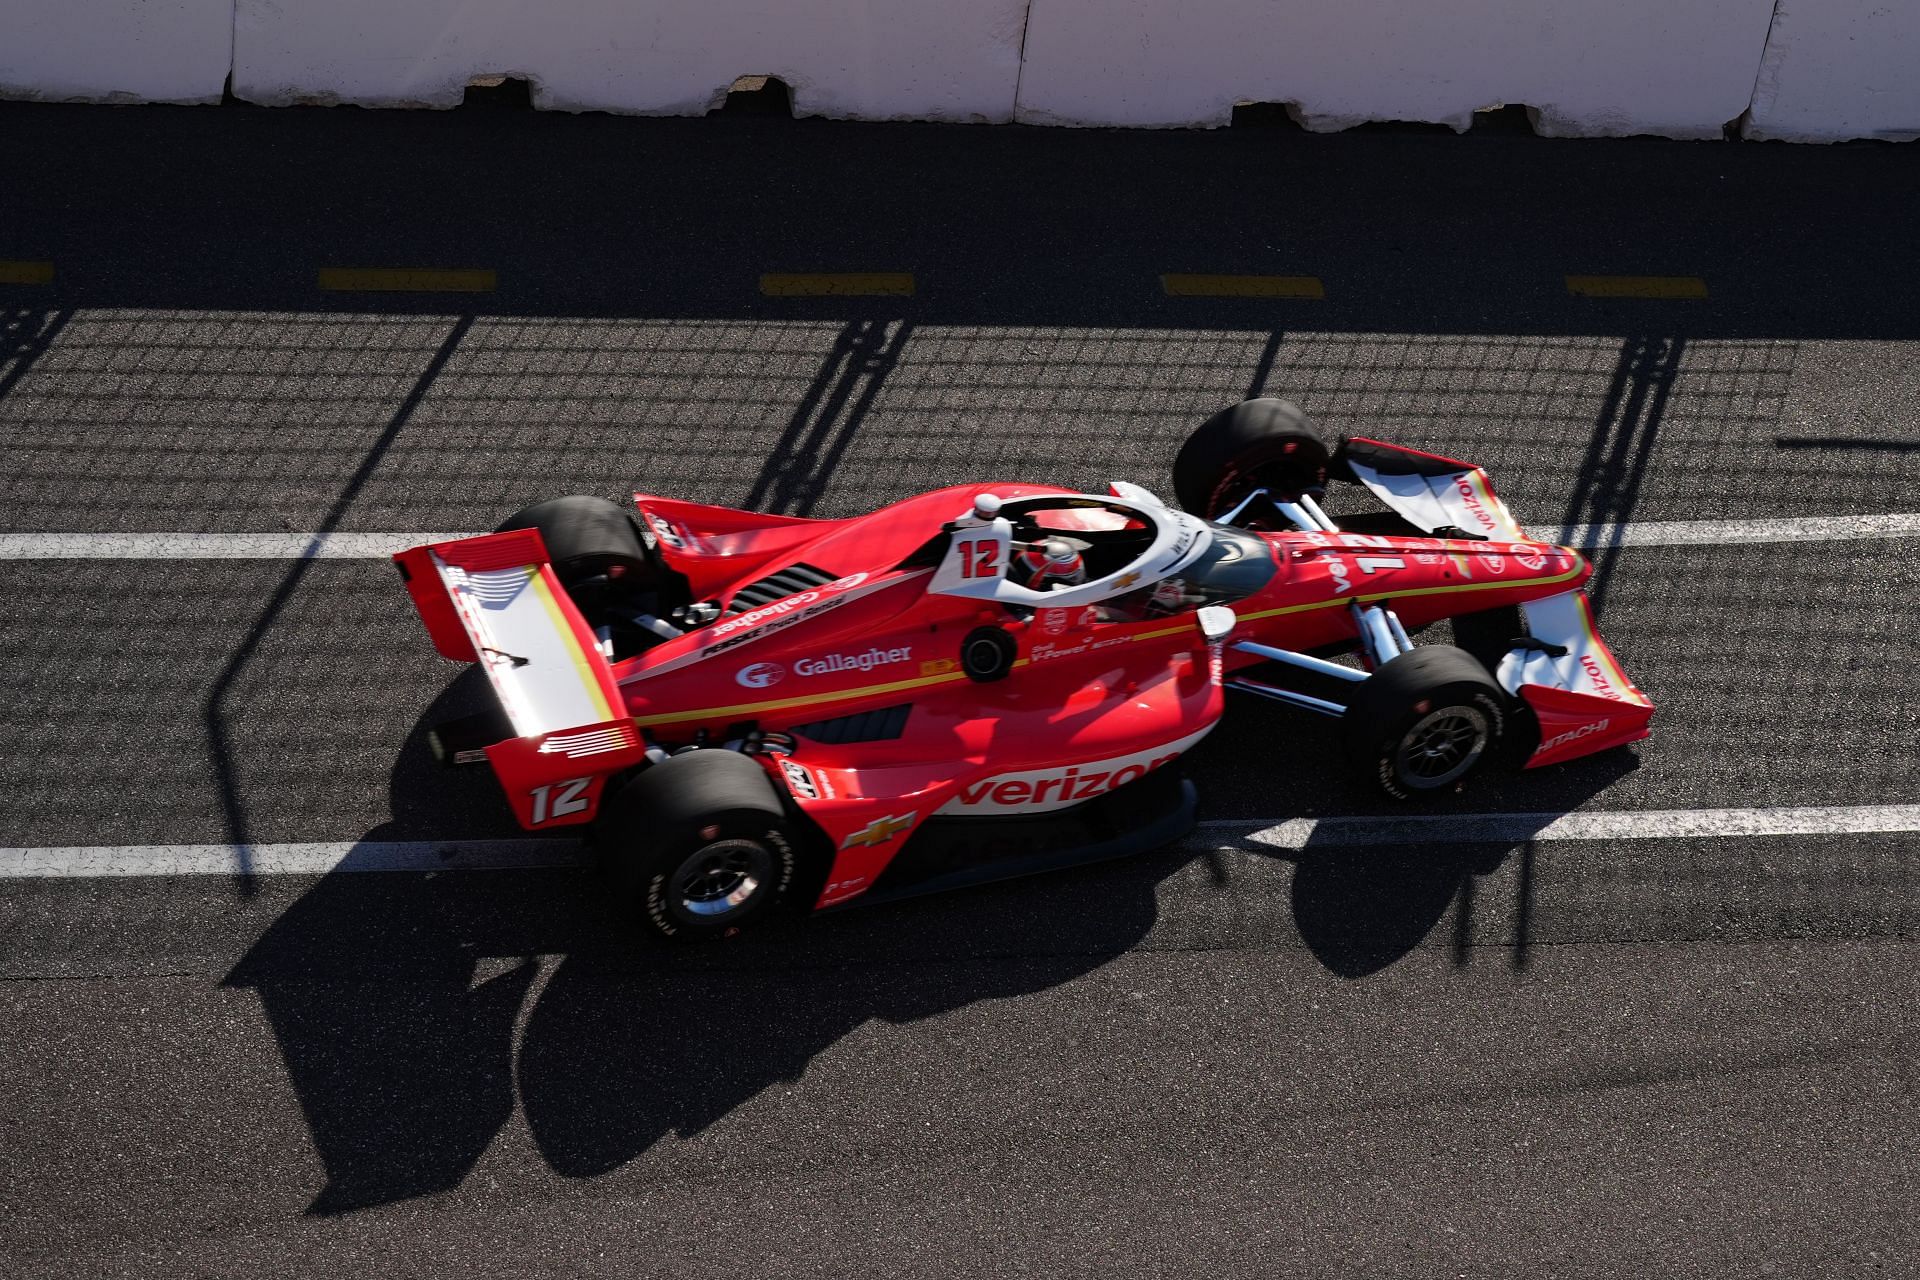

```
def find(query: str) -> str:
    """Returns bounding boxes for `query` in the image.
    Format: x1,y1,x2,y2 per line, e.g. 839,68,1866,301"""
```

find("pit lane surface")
2,103,1917,1277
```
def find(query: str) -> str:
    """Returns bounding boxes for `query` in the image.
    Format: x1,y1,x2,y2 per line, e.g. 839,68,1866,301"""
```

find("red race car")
396,399,1651,939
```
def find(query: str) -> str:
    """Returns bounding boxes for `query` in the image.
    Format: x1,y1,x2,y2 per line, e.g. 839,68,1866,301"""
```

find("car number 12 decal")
958,541,1000,578
530,777,592,825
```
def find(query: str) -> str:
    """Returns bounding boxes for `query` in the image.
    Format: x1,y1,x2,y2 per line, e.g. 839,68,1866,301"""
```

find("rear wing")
1341,437,1653,766
394,530,646,827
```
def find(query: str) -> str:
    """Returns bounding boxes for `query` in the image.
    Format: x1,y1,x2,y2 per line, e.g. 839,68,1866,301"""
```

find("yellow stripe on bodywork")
527,568,616,723
1238,558,1588,625
1463,469,1520,539
630,668,970,729
630,561,1585,729
1573,590,1644,703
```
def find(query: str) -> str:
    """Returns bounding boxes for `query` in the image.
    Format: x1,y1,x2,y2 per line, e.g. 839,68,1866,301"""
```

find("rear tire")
497,495,654,591
1343,647,1505,800
1174,398,1343,517
597,751,798,941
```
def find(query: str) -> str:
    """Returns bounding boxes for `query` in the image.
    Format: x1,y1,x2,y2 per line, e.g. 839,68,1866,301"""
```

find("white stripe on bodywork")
9,804,1920,877
435,555,608,736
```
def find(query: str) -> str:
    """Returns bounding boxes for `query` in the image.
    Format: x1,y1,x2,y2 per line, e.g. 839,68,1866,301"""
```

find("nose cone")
1552,545,1594,588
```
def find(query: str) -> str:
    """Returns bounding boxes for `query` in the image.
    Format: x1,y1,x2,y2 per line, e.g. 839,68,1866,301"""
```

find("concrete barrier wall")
1744,2,1920,143
1015,0,1778,137
230,0,1028,122
2,1,232,104
6,0,1920,144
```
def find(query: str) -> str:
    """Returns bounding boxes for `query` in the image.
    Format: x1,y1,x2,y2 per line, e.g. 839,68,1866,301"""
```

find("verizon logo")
1580,654,1627,701
1453,473,1500,531
936,726,1214,816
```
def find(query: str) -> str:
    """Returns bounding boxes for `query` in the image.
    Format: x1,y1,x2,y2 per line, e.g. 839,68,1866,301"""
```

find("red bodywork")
397,446,1650,910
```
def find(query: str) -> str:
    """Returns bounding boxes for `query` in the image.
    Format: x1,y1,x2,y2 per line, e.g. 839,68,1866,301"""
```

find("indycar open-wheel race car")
396,398,1652,940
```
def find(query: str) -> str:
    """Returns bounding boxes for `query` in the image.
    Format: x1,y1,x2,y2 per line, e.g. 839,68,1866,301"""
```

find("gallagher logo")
735,662,784,689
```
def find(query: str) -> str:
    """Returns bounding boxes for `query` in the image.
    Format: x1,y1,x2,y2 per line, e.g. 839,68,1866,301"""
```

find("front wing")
1343,437,1653,766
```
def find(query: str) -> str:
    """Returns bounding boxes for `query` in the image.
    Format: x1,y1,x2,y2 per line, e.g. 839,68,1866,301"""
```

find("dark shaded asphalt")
2,103,1918,1276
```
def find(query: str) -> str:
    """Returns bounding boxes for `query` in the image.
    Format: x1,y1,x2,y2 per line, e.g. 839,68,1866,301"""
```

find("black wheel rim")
669,838,773,922
1394,706,1491,789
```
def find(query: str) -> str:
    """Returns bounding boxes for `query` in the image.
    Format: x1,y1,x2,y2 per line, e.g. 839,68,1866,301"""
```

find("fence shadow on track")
1205,745,1638,979
201,314,475,896
218,668,1651,1215
0,306,69,403
744,317,913,516
222,674,1175,1215
1556,334,1683,615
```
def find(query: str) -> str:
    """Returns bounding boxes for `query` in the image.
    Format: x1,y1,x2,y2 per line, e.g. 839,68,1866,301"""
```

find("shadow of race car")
396,398,1651,939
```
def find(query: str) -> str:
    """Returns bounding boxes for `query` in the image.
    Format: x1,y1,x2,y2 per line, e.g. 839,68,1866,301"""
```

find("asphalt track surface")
2,102,1918,1277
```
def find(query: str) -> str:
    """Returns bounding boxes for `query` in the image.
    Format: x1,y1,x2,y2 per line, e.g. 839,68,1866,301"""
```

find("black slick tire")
597,751,798,941
497,495,654,591
1449,604,1525,675
1173,397,1343,517
1343,646,1506,800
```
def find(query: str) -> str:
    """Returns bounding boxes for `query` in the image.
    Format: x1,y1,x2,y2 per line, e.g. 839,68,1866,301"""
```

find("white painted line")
1204,804,1920,852
1557,513,1920,548
7,804,1919,878
4,516,1920,561
0,840,579,878
0,533,475,560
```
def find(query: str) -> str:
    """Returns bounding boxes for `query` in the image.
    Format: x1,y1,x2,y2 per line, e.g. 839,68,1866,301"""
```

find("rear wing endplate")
394,530,624,738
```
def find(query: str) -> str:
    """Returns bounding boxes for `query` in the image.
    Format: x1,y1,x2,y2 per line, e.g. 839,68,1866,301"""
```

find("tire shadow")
1281,749,1643,977
225,671,1642,1212
223,672,1167,1214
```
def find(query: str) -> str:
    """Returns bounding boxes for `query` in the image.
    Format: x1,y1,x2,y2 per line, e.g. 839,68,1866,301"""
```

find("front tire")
597,751,799,941
1343,647,1505,800
1173,397,1343,517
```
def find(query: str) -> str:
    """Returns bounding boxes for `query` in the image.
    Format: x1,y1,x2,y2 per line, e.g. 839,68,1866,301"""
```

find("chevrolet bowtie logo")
841,812,918,849
1114,572,1141,589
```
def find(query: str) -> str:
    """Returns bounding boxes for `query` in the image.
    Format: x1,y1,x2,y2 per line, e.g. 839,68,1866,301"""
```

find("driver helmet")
1017,537,1087,591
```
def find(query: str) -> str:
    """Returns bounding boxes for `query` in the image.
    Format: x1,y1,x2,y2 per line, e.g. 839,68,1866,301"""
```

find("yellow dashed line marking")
1565,274,1707,299
0,261,55,286
318,267,497,293
1161,274,1325,299
760,272,916,297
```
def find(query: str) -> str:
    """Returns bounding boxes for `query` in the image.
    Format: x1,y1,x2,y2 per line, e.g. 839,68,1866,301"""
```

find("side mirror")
1197,605,1236,643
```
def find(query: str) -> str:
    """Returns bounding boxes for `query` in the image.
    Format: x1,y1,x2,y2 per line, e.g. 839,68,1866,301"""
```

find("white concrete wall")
229,0,1028,122
1,0,232,104
1744,2,1920,143
7,0,1920,144
1015,0,1779,138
